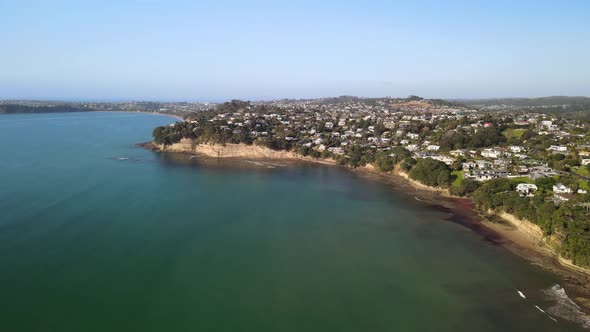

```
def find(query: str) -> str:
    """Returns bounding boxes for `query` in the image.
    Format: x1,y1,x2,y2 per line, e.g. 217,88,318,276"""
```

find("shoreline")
0,110,186,121
93,110,185,121
142,141,590,309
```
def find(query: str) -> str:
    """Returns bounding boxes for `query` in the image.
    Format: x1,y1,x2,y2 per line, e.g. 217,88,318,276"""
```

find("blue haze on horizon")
0,0,589,102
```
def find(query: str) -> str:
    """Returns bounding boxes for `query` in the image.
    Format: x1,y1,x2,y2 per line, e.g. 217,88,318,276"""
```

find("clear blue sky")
1,0,589,101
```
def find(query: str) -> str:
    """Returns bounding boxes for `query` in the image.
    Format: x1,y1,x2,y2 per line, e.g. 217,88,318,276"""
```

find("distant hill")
265,95,466,108
0,104,92,114
453,96,590,107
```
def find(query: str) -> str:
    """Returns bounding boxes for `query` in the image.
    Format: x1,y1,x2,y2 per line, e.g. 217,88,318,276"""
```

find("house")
509,146,524,153
491,169,508,178
426,145,440,151
472,170,495,182
494,159,507,167
539,120,558,131
476,160,492,169
516,183,538,197
481,148,500,159
548,145,567,153
383,121,396,129
462,161,477,170
553,183,573,194
582,159,590,166
450,149,466,157
405,144,419,152
327,147,344,155
398,121,411,129
430,154,454,165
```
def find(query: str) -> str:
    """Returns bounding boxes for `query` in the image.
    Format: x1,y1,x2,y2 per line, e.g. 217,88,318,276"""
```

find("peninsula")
148,96,590,275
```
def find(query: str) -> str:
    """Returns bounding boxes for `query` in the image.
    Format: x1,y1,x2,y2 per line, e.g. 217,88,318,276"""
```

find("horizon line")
2,94,590,104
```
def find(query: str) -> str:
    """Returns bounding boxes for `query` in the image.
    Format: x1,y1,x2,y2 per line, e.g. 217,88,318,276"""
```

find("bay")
0,112,584,331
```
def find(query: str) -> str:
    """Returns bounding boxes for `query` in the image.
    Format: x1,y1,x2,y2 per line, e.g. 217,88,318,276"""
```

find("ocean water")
0,112,585,331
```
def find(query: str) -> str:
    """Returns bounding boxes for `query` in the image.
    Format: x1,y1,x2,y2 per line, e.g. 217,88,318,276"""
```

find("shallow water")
0,112,585,331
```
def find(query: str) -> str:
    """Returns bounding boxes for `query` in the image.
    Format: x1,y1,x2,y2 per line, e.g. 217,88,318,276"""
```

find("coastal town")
156,97,590,203
152,96,590,270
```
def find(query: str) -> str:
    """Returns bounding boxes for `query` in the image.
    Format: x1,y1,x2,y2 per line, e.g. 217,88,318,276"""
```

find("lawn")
452,170,463,187
579,180,590,191
573,166,590,177
502,128,526,139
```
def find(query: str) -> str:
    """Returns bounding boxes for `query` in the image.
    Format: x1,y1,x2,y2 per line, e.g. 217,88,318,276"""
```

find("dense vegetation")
0,104,92,114
409,158,452,187
439,126,507,150
453,178,590,267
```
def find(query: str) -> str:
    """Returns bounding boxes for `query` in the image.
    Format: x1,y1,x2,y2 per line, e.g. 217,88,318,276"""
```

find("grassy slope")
502,128,526,139
452,170,463,186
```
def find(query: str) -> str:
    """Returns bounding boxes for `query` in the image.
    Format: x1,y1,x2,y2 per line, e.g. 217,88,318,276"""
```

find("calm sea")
0,112,585,331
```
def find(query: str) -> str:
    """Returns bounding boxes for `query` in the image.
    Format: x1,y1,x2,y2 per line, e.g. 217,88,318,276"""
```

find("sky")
1,0,589,101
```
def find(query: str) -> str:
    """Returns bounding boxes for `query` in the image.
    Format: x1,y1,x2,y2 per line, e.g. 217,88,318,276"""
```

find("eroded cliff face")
495,211,545,242
158,139,318,161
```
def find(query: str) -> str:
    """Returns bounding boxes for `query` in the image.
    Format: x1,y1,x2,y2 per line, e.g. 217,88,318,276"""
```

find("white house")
481,148,500,159
450,149,466,157
430,154,454,165
548,145,567,152
582,159,590,166
516,183,538,196
509,146,524,153
553,183,573,194
462,161,477,170
426,145,440,151
327,147,344,155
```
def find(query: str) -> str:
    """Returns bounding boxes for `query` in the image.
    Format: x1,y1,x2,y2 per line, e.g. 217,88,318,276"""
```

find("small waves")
543,284,590,328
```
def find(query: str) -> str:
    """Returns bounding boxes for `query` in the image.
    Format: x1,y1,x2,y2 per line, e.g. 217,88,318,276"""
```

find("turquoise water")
0,112,584,331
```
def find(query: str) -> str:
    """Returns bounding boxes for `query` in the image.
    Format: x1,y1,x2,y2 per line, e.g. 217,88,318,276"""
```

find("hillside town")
151,96,590,269
155,97,590,205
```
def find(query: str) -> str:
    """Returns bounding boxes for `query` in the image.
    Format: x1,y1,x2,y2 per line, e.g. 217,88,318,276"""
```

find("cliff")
485,211,590,275
156,139,335,164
